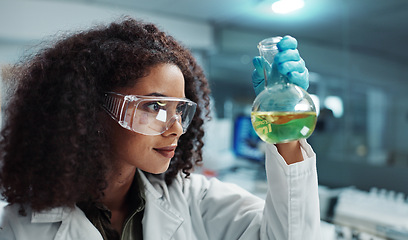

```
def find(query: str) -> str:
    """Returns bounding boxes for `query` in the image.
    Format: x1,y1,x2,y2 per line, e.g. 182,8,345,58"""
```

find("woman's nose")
162,115,183,137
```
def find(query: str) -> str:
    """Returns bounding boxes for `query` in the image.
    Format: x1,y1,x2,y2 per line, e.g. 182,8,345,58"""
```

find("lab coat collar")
28,170,184,240
31,206,72,223
30,205,103,240
138,169,184,240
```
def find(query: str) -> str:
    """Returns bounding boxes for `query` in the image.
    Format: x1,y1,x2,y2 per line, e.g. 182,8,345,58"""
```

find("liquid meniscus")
251,111,317,144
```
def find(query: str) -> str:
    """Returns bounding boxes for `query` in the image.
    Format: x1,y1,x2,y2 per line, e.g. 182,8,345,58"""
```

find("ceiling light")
271,0,305,14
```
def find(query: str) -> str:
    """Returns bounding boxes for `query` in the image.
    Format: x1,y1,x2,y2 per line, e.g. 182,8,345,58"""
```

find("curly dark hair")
0,17,211,213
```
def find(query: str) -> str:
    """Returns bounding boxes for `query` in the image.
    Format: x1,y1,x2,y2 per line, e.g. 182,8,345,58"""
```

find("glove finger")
252,69,264,87
277,35,297,51
252,70,266,96
274,49,301,63
288,69,309,90
278,58,306,75
252,56,264,77
253,56,272,78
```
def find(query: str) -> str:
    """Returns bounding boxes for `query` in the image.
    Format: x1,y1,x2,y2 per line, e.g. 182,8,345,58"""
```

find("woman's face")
107,63,186,174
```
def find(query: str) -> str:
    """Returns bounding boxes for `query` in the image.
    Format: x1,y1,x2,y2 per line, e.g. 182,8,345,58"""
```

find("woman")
0,17,320,239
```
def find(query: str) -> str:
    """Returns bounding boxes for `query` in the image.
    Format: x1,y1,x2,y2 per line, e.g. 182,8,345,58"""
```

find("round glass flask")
251,37,317,144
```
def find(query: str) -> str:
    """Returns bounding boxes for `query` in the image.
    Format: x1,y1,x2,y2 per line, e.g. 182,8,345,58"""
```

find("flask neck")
258,36,287,88
263,62,287,88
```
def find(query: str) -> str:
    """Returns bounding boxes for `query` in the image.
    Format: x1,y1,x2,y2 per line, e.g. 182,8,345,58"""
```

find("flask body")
251,37,317,144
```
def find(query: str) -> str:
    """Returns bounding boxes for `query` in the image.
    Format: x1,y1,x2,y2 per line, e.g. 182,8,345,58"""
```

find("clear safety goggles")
102,92,197,136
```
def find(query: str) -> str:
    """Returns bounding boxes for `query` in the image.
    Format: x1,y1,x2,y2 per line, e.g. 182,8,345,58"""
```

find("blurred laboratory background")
1,0,408,239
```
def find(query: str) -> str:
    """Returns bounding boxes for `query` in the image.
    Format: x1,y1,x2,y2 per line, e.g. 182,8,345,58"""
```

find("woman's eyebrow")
144,92,187,99
146,92,167,97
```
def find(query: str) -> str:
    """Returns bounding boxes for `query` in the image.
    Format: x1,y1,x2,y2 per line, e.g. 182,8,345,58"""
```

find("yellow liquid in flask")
251,111,317,144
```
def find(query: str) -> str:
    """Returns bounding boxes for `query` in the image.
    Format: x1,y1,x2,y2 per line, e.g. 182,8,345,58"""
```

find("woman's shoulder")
174,171,212,190
175,171,249,200
0,203,73,222
0,202,30,222
0,203,101,240
0,203,32,239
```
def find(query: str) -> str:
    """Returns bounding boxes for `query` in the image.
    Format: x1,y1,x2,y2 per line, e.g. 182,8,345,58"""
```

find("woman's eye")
145,101,166,112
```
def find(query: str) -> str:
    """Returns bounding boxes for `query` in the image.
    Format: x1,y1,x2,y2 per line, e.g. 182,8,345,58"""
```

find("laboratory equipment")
251,37,317,144
233,116,264,162
333,187,408,240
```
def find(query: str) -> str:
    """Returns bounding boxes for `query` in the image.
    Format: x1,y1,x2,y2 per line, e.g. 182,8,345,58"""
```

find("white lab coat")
0,139,320,240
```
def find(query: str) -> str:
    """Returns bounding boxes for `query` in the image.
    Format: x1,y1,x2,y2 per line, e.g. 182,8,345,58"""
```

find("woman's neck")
102,165,137,234
103,166,136,211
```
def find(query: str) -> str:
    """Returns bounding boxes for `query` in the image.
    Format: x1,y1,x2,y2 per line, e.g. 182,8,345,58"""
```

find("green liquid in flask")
251,111,317,144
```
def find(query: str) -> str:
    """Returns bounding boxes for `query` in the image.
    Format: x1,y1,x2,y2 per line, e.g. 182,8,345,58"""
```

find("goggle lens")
103,92,197,135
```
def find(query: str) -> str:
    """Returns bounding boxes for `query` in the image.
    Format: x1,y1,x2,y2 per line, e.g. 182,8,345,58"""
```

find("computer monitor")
232,115,264,162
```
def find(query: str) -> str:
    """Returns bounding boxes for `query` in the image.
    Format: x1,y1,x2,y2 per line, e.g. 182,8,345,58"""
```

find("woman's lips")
154,146,176,159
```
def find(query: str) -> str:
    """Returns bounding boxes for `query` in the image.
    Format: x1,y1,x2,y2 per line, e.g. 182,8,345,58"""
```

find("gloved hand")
252,35,309,96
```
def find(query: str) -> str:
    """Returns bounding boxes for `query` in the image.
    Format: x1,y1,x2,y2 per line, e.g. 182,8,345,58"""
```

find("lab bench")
211,157,408,240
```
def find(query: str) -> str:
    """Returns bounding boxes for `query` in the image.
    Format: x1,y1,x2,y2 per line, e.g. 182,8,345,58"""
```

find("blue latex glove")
252,35,309,96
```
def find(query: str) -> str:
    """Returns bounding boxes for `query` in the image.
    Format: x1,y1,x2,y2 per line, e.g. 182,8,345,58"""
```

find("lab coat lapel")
142,195,184,240
55,206,103,240
139,170,184,240
32,206,103,240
